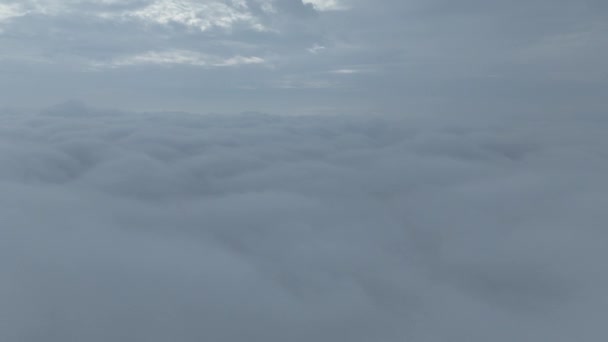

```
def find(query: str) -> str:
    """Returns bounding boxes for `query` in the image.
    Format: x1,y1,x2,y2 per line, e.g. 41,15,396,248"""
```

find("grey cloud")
1,103,607,341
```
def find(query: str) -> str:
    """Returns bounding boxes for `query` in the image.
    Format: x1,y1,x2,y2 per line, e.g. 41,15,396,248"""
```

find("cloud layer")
1,103,607,341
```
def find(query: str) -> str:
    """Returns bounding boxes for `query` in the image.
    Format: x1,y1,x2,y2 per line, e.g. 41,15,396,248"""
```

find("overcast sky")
0,0,606,114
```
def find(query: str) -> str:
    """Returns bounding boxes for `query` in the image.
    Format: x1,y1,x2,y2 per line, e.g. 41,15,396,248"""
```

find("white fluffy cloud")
1,102,607,341
123,0,266,32
0,3,26,22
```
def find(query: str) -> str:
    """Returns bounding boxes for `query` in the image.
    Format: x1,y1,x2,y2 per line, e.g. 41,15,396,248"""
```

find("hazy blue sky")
1,0,606,114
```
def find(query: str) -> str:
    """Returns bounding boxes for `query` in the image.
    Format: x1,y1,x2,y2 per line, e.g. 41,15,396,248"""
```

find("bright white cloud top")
1,103,607,341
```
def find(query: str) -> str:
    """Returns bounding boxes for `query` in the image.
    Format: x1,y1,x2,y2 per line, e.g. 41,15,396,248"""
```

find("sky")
0,0,606,114
1,1,608,342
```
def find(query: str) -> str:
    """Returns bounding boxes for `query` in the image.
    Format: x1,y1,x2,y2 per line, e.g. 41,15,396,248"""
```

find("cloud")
92,49,266,68
0,3,27,24
1,103,607,341
302,0,346,11
217,55,266,66
307,43,326,54
330,68,363,74
123,0,266,32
